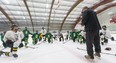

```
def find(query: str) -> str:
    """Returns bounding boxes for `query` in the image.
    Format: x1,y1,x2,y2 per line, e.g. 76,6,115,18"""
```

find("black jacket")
81,9,101,31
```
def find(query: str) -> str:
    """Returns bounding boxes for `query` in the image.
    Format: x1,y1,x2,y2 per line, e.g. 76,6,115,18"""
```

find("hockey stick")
63,40,69,44
37,42,42,45
27,42,42,49
63,42,67,44
113,40,116,41
27,46,37,49
77,47,116,56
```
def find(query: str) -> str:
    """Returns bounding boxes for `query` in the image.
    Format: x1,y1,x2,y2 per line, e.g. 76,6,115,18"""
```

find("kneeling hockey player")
23,27,31,48
32,30,39,45
0,24,19,58
100,25,114,45
70,30,77,42
45,32,53,43
59,32,64,42
1,32,7,48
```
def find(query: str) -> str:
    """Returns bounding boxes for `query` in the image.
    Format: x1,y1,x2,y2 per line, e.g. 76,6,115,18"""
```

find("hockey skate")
84,55,94,62
95,53,101,60
0,51,4,56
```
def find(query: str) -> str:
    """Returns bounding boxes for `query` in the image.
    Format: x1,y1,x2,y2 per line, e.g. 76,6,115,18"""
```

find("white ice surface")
0,34,116,63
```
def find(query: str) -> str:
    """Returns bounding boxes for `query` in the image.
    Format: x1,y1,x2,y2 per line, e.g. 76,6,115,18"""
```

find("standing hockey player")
23,27,31,48
0,24,19,58
100,25,114,45
32,30,39,45
81,6,101,60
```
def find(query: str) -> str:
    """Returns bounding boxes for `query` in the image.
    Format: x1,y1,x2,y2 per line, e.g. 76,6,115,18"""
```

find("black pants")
6,40,14,52
86,30,101,57
65,35,69,40
34,39,38,44
59,37,64,41
72,37,76,42
43,35,46,41
104,38,108,43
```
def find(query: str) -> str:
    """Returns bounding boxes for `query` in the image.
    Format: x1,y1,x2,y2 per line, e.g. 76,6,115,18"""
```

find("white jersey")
17,31,24,43
100,29,112,39
40,29,47,35
3,30,18,42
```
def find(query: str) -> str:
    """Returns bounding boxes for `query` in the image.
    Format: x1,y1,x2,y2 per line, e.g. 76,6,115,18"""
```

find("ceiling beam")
23,0,34,32
72,0,113,30
91,0,113,9
47,0,55,32
96,3,116,14
59,0,83,31
0,6,14,24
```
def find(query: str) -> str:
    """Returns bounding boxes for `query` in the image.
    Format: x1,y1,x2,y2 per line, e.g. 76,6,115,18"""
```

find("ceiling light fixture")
17,11,21,14
46,4,49,8
112,0,116,3
108,12,113,15
23,17,26,19
2,0,10,4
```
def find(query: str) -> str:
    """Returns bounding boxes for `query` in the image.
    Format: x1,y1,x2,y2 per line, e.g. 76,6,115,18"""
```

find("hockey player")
17,28,24,48
100,25,114,45
0,33,4,42
65,31,70,40
76,30,82,42
38,33,43,42
40,27,47,41
53,32,57,40
77,30,86,44
71,30,77,42
59,32,64,42
23,27,31,47
45,32,53,43
1,32,7,48
0,24,19,58
100,33,105,45
32,30,39,45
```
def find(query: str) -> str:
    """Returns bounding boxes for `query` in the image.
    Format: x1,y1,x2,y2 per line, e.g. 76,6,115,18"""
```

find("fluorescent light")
17,11,21,14
46,4,49,8
108,12,113,15
112,0,116,3
2,0,10,4
23,17,26,19
94,9,97,12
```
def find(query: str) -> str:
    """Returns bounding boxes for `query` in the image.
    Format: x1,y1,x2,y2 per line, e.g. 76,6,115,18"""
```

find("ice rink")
0,34,116,63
